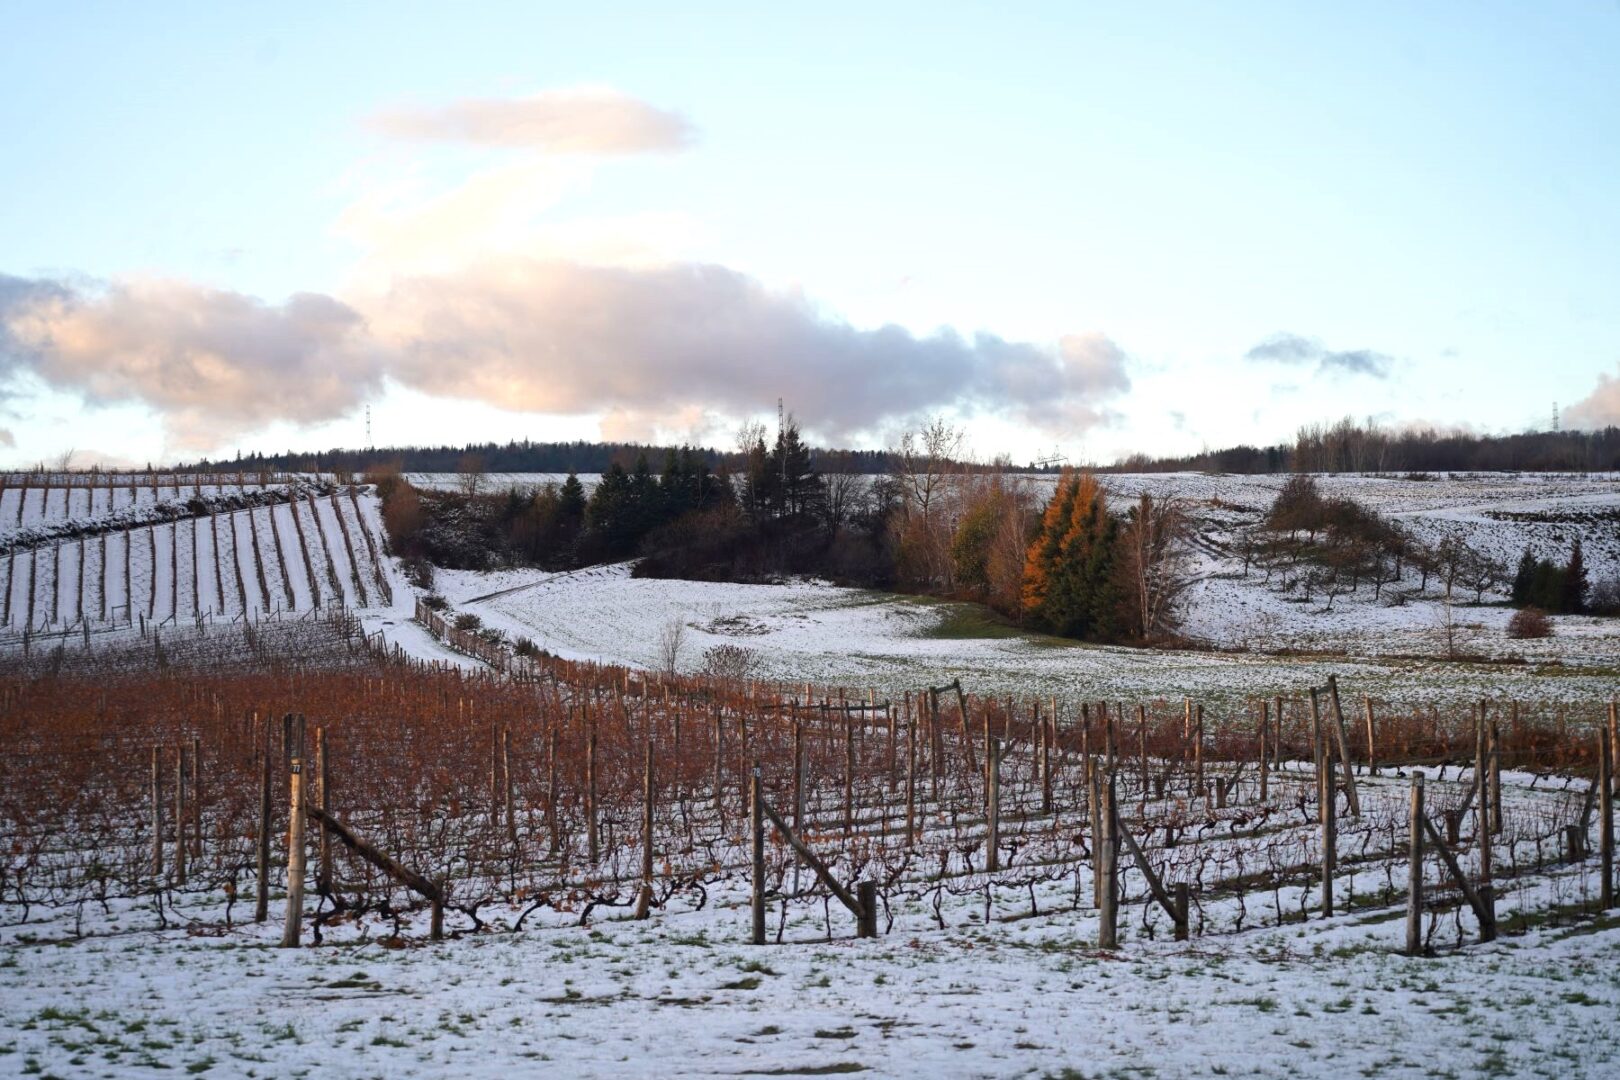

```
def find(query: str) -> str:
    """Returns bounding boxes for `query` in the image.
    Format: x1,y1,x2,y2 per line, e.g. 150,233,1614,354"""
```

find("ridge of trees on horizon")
1114,418,1620,474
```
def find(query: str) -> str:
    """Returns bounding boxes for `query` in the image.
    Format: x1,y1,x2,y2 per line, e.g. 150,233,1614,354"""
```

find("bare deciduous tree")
1120,492,1192,642
892,416,963,522
456,453,486,498
655,615,687,676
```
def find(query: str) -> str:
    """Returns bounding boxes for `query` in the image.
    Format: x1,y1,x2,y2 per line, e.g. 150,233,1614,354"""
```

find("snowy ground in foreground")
428,563,1618,706
4,878,1617,1078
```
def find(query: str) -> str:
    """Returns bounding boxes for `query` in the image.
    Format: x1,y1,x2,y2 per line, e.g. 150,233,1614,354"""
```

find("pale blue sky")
2,2,1617,466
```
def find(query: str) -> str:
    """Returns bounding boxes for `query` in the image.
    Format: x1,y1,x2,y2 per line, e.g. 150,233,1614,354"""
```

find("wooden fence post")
1174,882,1189,942
1406,772,1424,956
750,765,765,946
280,751,306,948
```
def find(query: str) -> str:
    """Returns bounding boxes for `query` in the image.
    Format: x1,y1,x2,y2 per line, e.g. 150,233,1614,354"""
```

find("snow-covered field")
5,766,1618,1079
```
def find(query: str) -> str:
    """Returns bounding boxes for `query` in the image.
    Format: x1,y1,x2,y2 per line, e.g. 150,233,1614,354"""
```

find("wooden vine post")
905,705,918,845
315,727,331,894
586,713,599,863
1406,772,1424,956
636,737,655,919
280,748,306,948
986,737,1002,873
255,719,271,922
750,765,765,946
150,746,162,878
1098,768,1118,949
173,744,186,886
1601,726,1614,912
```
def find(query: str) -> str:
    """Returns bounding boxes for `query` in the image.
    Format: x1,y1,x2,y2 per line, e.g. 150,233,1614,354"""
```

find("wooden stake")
150,746,163,878
987,738,1001,873
255,720,271,922
750,765,765,946
1601,726,1614,912
316,727,331,894
1406,772,1424,956
636,737,654,919
173,744,186,886
280,752,306,948
1098,769,1118,949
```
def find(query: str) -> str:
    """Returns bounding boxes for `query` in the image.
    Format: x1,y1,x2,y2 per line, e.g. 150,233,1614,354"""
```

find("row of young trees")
1247,475,1505,609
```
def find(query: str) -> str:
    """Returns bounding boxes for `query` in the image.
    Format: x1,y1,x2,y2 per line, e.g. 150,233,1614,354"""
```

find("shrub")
701,643,760,681
1506,606,1552,640
453,612,482,632
422,594,449,612
403,556,435,590
478,627,506,646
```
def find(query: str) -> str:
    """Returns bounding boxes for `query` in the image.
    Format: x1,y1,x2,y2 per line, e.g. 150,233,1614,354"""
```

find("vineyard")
4,641,1614,948
0,474,397,644
3,483,1618,1076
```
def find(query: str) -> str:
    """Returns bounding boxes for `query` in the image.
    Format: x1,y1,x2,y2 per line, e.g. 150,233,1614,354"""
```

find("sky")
1,1,1618,469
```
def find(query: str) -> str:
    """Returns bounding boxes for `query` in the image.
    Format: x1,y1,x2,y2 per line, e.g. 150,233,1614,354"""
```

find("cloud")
367,258,1130,442
1244,332,1393,379
0,262,1130,451
0,428,13,448
368,87,695,155
1565,365,1620,430
0,276,388,449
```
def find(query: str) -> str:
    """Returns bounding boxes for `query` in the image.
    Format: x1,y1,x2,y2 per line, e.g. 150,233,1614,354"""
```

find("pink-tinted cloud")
1565,365,1620,430
1,261,1130,451
368,87,695,155
369,257,1130,442
0,275,387,449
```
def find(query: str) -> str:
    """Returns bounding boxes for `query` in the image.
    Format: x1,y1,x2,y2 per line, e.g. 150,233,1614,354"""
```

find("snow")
424,563,1618,707
3,766,1617,1078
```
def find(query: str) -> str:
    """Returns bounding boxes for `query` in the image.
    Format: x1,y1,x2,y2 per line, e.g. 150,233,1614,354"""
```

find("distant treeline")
1109,420,1620,474
185,440,898,476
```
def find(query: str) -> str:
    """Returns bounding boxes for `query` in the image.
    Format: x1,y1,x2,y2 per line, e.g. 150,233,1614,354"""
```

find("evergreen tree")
1528,559,1565,613
1511,545,1536,605
1563,537,1587,614
767,416,819,517
1022,471,1121,640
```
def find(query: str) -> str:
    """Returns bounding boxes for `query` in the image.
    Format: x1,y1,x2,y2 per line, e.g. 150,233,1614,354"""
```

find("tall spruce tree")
1563,537,1587,614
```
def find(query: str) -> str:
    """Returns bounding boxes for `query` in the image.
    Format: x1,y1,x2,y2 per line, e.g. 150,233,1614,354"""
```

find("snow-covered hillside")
0,480,408,641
